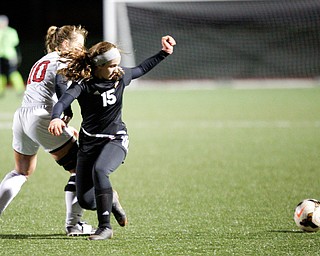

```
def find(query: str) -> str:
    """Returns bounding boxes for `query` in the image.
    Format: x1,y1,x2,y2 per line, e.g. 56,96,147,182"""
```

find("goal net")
103,0,320,81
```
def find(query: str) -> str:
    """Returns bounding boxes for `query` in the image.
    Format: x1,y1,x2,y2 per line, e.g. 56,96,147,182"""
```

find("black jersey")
52,50,169,138
73,68,131,135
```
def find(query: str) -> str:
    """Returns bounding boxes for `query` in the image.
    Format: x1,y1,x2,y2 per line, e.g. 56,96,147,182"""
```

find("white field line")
0,113,13,130
1,121,319,130
0,113,13,118
0,123,12,129
1,111,320,130
129,120,320,129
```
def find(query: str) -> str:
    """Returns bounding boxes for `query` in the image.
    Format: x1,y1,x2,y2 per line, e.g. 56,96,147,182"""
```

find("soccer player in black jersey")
48,35,176,240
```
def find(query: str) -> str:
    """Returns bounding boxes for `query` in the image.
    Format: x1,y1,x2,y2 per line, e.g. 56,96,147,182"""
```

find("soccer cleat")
88,227,113,240
66,221,95,236
112,190,128,227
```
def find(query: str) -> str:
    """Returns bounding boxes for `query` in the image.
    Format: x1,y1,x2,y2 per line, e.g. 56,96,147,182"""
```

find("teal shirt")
0,26,19,60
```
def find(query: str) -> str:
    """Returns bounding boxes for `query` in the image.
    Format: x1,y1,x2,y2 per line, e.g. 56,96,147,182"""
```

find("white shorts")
12,105,74,155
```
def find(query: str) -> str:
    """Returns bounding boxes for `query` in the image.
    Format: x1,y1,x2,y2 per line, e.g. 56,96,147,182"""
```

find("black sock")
64,174,76,192
95,188,113,229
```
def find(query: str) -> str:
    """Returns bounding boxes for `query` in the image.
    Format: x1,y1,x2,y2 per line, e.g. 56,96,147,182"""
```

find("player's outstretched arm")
161,35,176,55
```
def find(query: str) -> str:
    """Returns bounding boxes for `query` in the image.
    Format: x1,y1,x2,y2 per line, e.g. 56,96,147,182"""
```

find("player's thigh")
95,140,127,176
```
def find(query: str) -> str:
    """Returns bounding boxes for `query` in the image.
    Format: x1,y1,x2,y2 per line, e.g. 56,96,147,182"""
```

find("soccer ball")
294,199,320,232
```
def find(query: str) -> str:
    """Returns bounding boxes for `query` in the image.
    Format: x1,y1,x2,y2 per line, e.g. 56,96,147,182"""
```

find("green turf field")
0,85,319,255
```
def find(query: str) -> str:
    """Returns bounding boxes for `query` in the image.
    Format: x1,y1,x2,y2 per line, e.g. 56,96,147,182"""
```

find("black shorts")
77,130,129,175
0,57,17,76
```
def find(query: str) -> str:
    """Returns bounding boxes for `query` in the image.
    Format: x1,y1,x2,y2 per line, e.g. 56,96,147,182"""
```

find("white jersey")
12,51,73,154
22,51,66,108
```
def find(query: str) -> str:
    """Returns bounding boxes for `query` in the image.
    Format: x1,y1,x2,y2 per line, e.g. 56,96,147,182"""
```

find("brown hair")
58,41,117,81
45,25,88,53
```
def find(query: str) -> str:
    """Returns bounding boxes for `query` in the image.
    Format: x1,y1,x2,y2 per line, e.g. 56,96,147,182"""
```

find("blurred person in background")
0,15,25,97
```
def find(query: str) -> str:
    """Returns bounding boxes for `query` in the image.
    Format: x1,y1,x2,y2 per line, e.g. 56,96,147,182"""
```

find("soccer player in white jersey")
0,25,126,236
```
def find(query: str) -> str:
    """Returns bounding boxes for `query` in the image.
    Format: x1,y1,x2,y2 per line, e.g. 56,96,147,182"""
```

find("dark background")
126,1,320,79
1,0,320,81
0,0,104,80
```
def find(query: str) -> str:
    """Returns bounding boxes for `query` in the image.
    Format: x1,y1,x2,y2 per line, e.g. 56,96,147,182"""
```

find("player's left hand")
48,118,66,136
110,66,124,81
161,35,176,55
